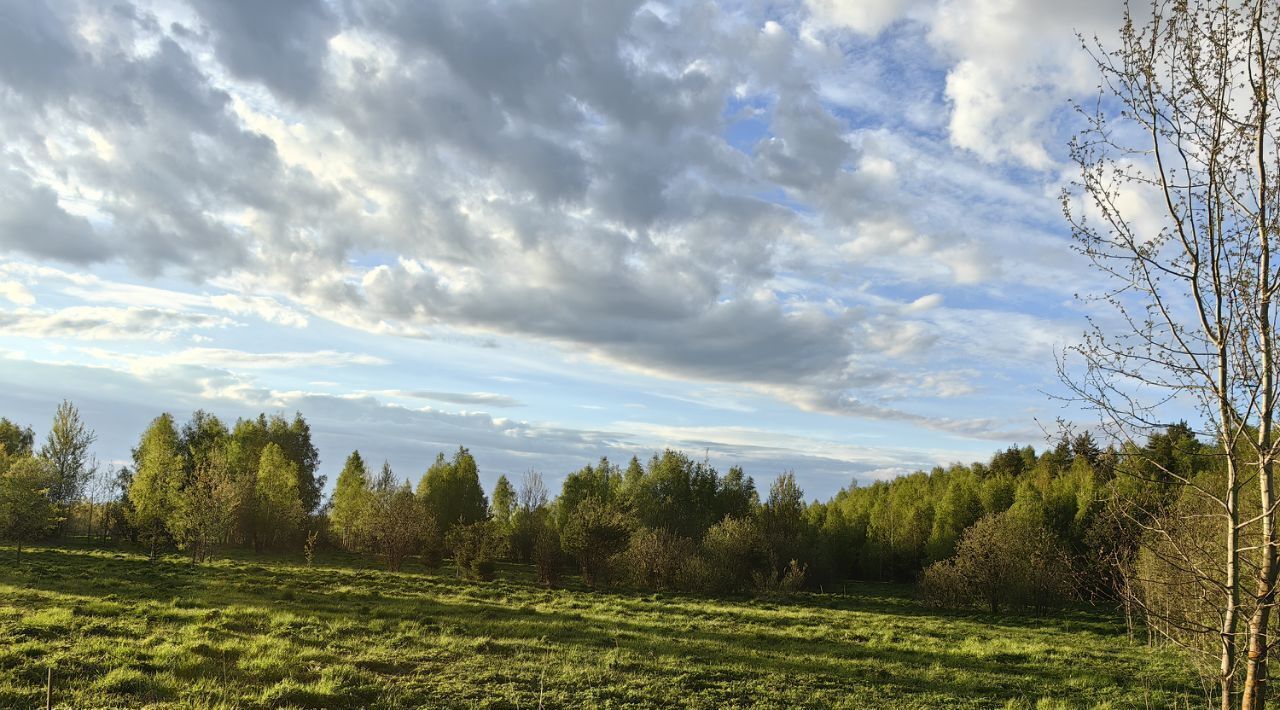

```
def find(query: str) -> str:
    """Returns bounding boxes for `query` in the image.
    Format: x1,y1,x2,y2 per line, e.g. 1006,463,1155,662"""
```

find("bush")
701,516,769,593
445,520,500,581
533,522,563,587
751,558,807,597
560,497,631,589
420,516,444,570
674,553,715,593
921,511,1074,613
368,486,427,572
619,527,697,591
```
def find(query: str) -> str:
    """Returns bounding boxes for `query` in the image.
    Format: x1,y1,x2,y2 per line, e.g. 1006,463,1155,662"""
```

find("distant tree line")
0,403,1213,617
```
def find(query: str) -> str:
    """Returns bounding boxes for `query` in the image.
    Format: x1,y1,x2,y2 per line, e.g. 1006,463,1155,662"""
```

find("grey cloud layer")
0,354,957,497
0,0,1083,437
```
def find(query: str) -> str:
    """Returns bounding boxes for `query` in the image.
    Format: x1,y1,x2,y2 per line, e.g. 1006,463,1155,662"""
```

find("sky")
0,0,1133,500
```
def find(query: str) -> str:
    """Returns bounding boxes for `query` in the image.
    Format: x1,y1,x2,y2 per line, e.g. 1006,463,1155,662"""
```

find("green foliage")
489,475,516,559
128,414,184,558
169,449,238,563
253,443,305,551
445,520,501,581
752,558,808,597
40,399,97,510
490,475,516,526
228,412,323,514
922,511,1074,613
532,522,563,587
821,438,1121,586
0,456,59,559
560,497,631,589
367,481,427,572
178,410,229,481
702,515,769,592
760,472,807,575
329,450,371,549
625,450,723,539
925,468,983,562
618,527,698,591
719,465,759,520
416,448,487,535
420,515,444,570
509,471,550,563
0,418,34,457
304,530,319,566
555,457,623,530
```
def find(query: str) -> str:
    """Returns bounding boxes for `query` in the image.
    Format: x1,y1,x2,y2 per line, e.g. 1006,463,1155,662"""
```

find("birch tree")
1064,1,1280,706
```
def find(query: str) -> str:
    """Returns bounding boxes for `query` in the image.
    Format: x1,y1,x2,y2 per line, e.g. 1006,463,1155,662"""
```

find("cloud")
804,0,1121,169
379,390,524,408
0,280,35,305
927,0,1120,169
616,420,978,487
804,0,929,35
80,346,388,372
0,168,105,264
186,0,339,101
758,383,1038,442
0,0,1096,442
0,351,980,497
209,294,309,328
0,306,233,341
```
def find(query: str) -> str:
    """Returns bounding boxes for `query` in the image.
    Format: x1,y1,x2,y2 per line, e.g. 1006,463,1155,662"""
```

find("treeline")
0,405,324,561
1,402,1195,611
324,447,810,594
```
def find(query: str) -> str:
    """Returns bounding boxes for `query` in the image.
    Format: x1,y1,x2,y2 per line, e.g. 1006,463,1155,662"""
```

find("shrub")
420,516,444,570
533,522,563,587
304,530,319,566
0,456,60,561
619,527,697,591
921,511,1074,613
701,516,769,593
674,552,715,593
509,508,539,563
560,497,631,589
445,520,500,581
368,486,428,572
751,558,807,597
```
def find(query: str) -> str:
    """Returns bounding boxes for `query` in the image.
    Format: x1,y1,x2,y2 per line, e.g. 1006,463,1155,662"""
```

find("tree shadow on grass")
0,545,1198,708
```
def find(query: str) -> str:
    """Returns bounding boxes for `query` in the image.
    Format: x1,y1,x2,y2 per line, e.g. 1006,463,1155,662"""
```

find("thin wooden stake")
45,666,52,710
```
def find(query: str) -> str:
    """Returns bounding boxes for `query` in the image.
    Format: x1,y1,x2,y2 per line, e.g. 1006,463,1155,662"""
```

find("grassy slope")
0,544,1199,709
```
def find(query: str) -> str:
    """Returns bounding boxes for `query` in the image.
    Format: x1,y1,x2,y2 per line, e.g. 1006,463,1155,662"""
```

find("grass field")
0,544,1200,709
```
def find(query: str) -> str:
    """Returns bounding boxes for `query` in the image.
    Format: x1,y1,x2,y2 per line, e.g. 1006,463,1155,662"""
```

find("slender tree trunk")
1243,250,1277,709
1242,3,1276,705
1218,373,1239,710
1226,473,1241,710
1220,250,1242,710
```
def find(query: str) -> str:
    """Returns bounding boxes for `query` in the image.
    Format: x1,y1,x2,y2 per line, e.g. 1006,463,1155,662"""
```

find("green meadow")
0,544,1198,709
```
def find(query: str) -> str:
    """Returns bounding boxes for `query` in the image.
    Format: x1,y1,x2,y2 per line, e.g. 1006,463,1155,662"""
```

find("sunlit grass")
0,543,1200,708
